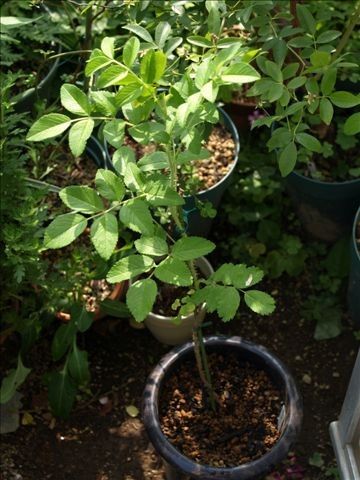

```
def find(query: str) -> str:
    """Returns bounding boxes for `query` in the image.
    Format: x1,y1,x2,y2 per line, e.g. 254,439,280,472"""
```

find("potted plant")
27,29,302,471
239,1,360,242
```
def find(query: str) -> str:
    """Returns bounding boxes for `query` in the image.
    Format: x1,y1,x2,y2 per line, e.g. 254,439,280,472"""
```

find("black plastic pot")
143,336,302,480
13,44,62,114
86,135,108,168
347,206,360,326
184,107,240,237
286,172,360,243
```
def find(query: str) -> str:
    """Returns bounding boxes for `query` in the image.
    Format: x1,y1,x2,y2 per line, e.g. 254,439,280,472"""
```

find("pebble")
302,374,312,384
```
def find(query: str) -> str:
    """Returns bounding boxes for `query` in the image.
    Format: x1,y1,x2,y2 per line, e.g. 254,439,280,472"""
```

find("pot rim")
142,335,302,478
289,170,360,187
352,206,360,263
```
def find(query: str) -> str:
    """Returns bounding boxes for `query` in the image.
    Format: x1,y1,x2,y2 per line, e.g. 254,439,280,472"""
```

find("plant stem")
83,7,93,92
333,1,360,61
192,328,216,411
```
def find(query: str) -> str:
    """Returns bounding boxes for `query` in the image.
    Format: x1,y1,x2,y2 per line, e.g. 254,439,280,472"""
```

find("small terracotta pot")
56,281,125,323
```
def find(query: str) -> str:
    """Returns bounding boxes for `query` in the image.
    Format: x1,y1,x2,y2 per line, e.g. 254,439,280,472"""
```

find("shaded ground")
0,266,358,479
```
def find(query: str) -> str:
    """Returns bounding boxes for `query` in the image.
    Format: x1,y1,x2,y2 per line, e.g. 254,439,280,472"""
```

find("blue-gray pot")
143,336,302,480
348,206,360,326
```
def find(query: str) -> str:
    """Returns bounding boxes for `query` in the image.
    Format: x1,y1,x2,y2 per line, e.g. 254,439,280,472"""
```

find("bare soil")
160,353,281,467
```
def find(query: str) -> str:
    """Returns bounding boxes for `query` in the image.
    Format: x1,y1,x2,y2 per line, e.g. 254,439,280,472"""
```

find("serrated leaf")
244,290,275,315
344,112,360,135
60,186,103,214
114,83,143,107
91,90,118,116
171,236,215,261
85,49,112,76
51,322,77,361
68,118,94,157
0,356,30,404
107,255,154,283
120,199,153,235
91,213,118,260
221,62,260,84
124,163,145,191
95,169,125,201
330,91,360,108
123,25,154,43
112,146,136,176
138,152,169,172
123,37,140,67
135,235,168,256
44,213,87,249
103,119,126,149
48,370,76,419
191,285,239,321
60,84,91,116
296,133,322,152
296,4,316,34
68,343,90,385
128,121,167,145
279,142,297,177
26,114,71,142
155,257,193,286
201,81,219,102
145,181,184,206
71,304,94,332
319,98,333,125
97,65,128,89
140,50,166,84
101,37,116,58
127,279,157,322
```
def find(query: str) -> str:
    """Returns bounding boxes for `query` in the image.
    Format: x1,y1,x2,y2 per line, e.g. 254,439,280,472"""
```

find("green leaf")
129,121,168,144
155,21,171,48
68,343,90,385
124,163,145,191
319,98,334,125
90,213,118,260
123,25,154,43
244,290,275,315
187,35,212,48
26,114,71,142
100,300,130,318
191,285,240,321
265,60,283,82
97,65,128,89
171,236,215,261
344,112,360,135
135,235,168,256
309,452,325,468
68,118,94,157
107,254,154,283
0,356,30,404
201,81,219,103
115,83,143,107
221,62,260,84
138,152,169,172
95,169,125,201
85,49,112,76
296,133,322,152
310,51,331,67
101,36,116,58
140,50,166,84
120,199,153,235
123,37,140,67
52,322,77,361
48,370,76,419
71,304,94,332
267,83,285,102
103,119,126,149
60,84,91,116
44,213,87,249
91,91,118,116
155,257,193,286
145,181,184,206
321,68,336,95
211,264,263,288
317,30,341,44
287,77,306,89
330,91,360,108
127,279,157,322
279,142,297,177
296,4,316,34
60,186,103,214
112,146,136,176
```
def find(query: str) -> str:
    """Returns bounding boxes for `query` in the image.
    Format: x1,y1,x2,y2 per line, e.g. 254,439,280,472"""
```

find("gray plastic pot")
183,107,240,237
86,135,108,168
286,172,360,243
143,336,303,480
130,257,213,345
347,206,360,326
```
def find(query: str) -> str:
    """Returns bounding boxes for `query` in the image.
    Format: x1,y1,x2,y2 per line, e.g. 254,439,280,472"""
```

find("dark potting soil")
160,353,281,467
152,282,190,317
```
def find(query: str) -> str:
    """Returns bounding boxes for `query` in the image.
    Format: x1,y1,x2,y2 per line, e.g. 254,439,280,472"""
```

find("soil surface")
160,354,281,467
153,283,190,317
